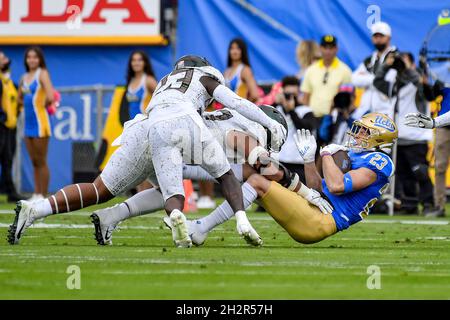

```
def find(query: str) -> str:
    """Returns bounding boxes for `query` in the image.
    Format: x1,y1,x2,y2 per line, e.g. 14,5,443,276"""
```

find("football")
332,150,352,173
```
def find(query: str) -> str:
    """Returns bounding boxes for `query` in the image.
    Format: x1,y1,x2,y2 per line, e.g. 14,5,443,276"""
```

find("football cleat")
235,211,263,247
169,210,192,248
90,206,120,245
236,221,263,247
163,217,208,246
7,200,37,245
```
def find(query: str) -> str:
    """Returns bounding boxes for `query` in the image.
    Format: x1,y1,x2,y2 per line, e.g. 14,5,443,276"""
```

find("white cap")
371,22,391,36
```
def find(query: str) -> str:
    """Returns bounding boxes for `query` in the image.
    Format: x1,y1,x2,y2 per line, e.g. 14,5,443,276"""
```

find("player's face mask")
344,113,398,154
344,123,371,153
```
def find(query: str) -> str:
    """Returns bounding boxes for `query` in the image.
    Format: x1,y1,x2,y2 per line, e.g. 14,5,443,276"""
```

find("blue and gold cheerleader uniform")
21,68,51,138
126,75,152,119
225,63,248,98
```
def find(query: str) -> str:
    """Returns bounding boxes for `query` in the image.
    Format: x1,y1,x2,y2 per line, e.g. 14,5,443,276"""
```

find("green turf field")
0,196,449,300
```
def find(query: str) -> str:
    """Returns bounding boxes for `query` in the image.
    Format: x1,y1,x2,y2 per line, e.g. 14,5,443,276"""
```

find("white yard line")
0,223,161,230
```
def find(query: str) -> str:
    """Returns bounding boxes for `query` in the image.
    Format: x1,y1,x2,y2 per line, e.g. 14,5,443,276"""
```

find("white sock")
102,189,165,226
34,199,53,219
124,188,165,218
105,203,132,225
197,182,257,234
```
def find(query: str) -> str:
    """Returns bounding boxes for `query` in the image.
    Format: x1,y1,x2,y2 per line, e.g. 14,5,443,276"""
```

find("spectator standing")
224,38,259,103
301,35,352,117
373,52,438,215
0,51,21,202
274,76,316,182
19,46,55,201
351,21,397,118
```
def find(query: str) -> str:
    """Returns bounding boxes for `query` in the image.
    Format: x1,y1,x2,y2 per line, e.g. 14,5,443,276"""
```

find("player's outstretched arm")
404,112,435,129
405,112,450,129
200,76,286,150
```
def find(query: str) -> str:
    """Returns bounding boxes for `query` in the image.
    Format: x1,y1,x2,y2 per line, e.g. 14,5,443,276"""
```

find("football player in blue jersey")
249,112,398,243
176,112,398,245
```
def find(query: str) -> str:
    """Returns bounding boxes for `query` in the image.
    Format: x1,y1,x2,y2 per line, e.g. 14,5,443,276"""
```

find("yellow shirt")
0,72,18,129
301,57,352,117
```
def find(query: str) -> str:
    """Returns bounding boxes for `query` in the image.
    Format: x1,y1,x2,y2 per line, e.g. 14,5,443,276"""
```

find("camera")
389,52,406,72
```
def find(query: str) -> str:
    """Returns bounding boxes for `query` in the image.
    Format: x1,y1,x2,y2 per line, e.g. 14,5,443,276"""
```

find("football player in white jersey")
7,56,286,248
91,105,332,246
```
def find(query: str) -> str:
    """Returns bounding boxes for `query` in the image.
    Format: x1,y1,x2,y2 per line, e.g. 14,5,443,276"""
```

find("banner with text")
0,0,166,45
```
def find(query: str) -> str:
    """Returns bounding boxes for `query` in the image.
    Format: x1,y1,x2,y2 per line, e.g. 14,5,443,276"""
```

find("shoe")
90,205,120,245
235,211,263,247
236,221,263,246
7,200,37,245
163,217,208,246
424,207,446,218
169,209,192,248
196,196,216,209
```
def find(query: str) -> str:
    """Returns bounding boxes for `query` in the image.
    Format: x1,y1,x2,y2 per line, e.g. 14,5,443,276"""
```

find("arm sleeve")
351,63,375,87
212,84,276,129
435,111,450,128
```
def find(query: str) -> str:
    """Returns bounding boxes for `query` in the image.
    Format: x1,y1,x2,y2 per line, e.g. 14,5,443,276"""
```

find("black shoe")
7,192,23,203
424,207,446,218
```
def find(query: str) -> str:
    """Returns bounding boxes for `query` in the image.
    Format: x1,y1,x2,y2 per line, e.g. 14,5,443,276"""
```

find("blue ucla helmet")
345,112,398,152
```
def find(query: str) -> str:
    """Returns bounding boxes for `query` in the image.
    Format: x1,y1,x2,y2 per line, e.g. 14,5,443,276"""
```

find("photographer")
374,52,438,215
274,76,316,181
351,22,397,118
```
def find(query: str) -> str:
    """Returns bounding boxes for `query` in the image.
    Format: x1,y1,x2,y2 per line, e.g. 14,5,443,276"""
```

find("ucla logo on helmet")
374,115,395,132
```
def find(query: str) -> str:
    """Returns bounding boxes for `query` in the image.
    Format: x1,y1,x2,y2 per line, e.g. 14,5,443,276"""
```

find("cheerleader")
18,46,55,201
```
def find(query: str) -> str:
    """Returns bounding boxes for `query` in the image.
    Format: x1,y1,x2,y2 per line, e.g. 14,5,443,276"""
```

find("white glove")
320,144,348,157
404,112,435,129
235,211,263,246
298,184,334,214
268,122,287,151
293,129,317,163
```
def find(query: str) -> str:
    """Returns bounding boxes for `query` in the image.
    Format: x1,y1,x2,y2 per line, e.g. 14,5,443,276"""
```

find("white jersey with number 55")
145,67,220,119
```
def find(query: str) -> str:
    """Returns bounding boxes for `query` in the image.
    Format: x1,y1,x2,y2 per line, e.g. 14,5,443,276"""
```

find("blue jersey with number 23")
322,151,395,231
